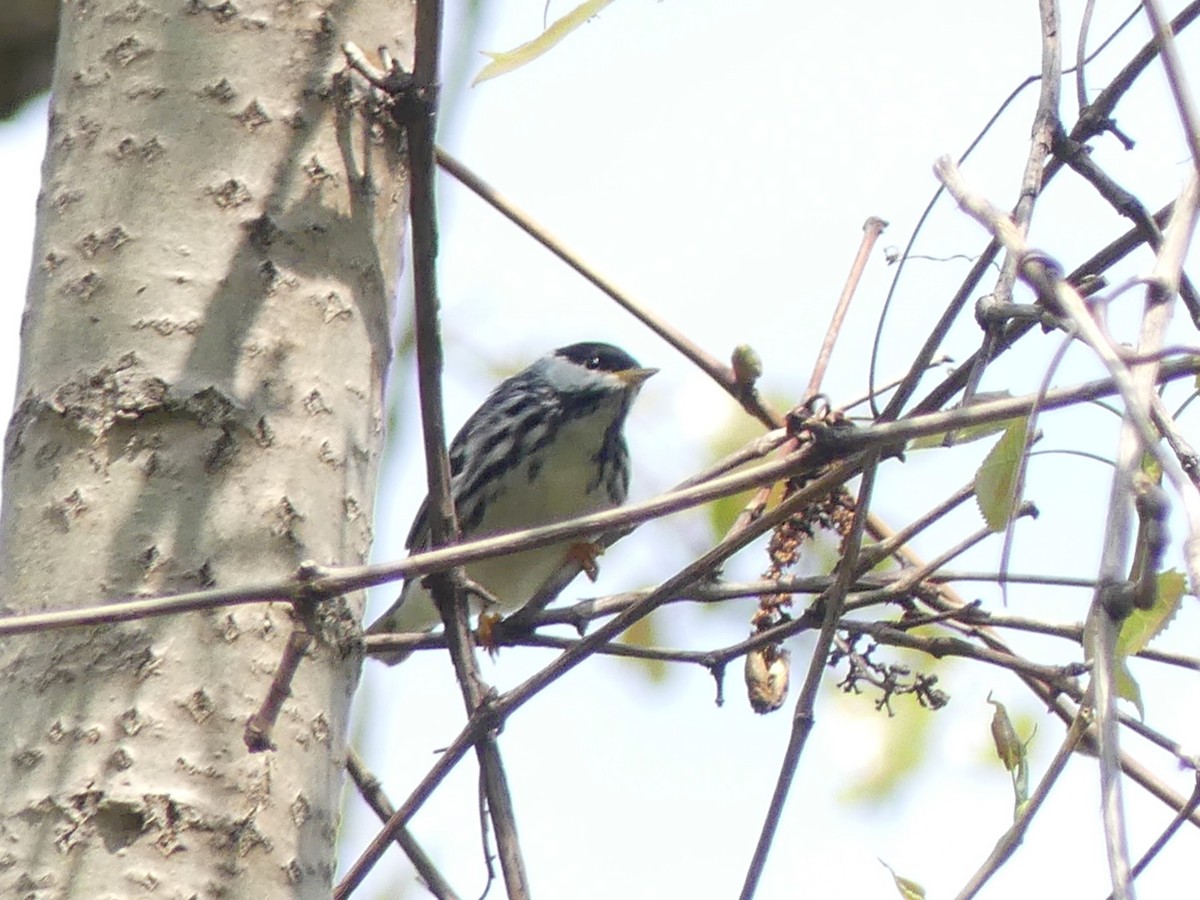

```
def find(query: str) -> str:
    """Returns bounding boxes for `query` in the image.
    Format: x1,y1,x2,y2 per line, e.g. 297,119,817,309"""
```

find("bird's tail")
364,596,429,666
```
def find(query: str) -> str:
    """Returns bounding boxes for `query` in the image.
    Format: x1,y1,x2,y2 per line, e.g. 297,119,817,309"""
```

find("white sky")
3,2,1199,898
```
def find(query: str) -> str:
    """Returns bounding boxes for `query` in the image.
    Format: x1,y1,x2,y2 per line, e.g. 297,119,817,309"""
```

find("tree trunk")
0,0,411,895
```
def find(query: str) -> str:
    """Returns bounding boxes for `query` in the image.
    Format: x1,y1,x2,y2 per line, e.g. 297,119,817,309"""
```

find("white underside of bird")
368,389,634,661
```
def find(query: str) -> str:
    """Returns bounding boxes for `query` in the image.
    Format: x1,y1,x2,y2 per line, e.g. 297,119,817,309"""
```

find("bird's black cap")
555,342,643,374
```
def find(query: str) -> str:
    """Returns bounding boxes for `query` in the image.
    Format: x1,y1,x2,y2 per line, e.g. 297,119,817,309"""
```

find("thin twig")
821,356,1200,455
346,748,462,900
954,712,1091,899
7,357,1200,640
879,240,1003,421
841,619,1085,685
1052,123,1200,321
839,354,954,414
243,615,313,752
1151,392,1200,487
1142,0,1200,171
934,157,1200,592
872,0,1156,419
805,217,888,399
859,481,976,569
337,457,872,897
918,590,1200,833
890,2,1200,421
725,221,890,542
961,0,1061,406
1069,2,1200,145
1107,774,1200,900
737,455,880,899
1089,171,1200,900
1075,0,1098,112
433,147,777,429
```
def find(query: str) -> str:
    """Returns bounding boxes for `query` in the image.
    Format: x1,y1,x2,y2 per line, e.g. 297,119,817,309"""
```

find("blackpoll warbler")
368,341,657,664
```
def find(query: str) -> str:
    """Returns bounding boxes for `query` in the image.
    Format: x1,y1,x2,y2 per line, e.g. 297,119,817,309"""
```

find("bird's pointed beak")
617,366,658,387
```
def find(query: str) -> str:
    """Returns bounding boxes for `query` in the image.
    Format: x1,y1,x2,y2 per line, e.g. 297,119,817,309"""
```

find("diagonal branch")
737,454,881,899
433,147,777,428
404,3,530,895
6,357,1200,639
961,0,1062,405
1142,0,1200,171
933,157,1200,576
336,456,873,896
346,748,462,900
954,713,1090,899
1089,171,1200,900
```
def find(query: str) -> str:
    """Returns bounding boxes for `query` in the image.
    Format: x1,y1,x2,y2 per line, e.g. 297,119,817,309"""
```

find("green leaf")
1106,570,1184,721
973,418,1029,531
907,393,1019,450
986,694,1031,818
1115,570,1185,657
908,417,1023,450
879,860,926,899
986,695,1021,772
1115,659,1145,720
474,0,617,85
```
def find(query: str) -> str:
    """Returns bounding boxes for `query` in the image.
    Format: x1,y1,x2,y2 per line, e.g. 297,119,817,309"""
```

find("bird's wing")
404,371,558,549
403,429,469,551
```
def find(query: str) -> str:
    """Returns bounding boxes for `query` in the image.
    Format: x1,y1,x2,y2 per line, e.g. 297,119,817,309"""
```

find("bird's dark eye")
556,341,640,374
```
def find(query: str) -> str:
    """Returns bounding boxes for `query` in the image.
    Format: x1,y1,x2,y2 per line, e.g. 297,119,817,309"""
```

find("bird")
367,341,657,664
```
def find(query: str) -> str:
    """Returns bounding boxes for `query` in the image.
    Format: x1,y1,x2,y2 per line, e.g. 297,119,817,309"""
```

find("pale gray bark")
0,0,412,895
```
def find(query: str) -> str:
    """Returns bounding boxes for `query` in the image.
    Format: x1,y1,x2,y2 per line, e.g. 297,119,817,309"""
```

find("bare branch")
934,157,1200,593
842,619,1086,686
955,712,1090,899
1142,0,1200,171
1110,775,1200,900
433,147,777,429
403,4,531,894
346,749,462,900
337,455,874,895
1089,170,1200,900
8,356,1200,641
805,218,888,399
961,0,1061,405
738,455,880,899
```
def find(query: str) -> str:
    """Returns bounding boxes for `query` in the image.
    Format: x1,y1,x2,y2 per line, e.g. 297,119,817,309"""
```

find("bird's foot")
477,611,504,658
455,574,507,656
566,541,605,582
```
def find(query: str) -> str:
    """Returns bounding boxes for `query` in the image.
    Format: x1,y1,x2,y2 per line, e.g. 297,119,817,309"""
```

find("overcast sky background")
3,2,1199,897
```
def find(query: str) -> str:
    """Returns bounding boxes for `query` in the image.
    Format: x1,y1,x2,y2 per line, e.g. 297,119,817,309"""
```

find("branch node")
708,660,727,707
1098,580,1137,621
